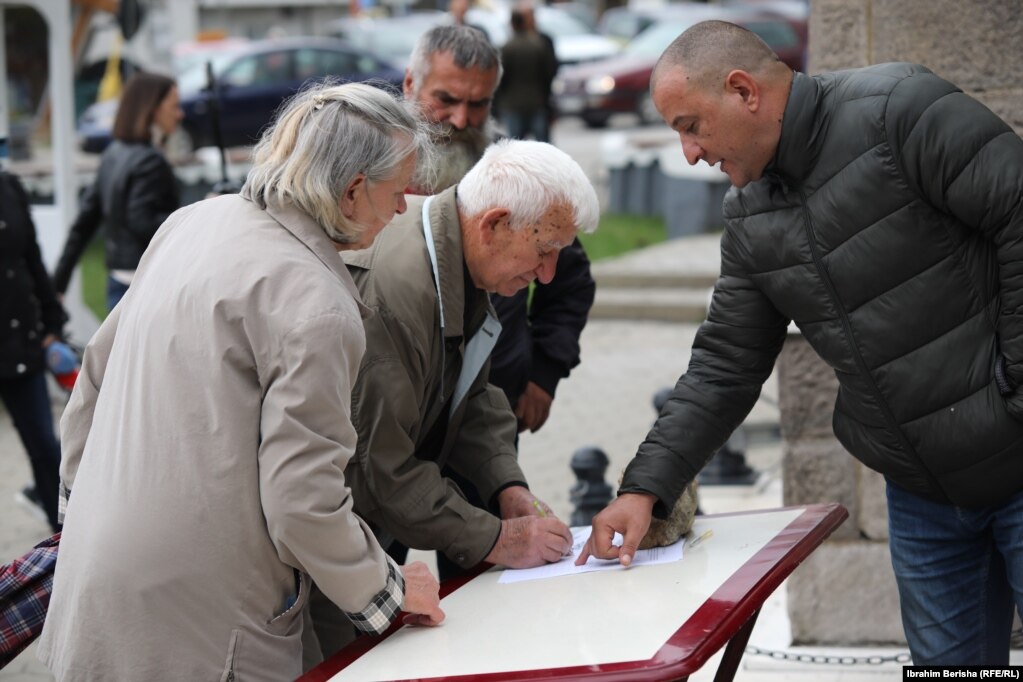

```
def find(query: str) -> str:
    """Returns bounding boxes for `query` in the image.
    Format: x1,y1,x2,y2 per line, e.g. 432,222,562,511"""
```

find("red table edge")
300,503,849,682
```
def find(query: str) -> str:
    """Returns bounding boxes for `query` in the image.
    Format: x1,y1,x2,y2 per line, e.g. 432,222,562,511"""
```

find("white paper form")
497,525,685,584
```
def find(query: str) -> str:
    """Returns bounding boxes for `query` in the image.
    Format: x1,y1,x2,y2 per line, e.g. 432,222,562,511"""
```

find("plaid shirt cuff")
344,555,404,635
0,533,60,664
57,483,70,526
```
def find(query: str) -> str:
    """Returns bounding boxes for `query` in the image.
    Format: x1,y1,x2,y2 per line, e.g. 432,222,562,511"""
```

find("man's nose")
680,136,702,166
448,104,470,130
535,254,558,285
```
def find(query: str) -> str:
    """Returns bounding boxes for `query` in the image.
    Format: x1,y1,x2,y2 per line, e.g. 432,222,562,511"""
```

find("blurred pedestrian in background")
0,171,67,534
497,4,557,142
37,82,443,681
52,72,182,312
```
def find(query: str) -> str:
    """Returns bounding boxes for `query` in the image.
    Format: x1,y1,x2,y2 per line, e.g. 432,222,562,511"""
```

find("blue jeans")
502,110,550,143
106,275,130,312
0,371,62,531
886,481,1023,664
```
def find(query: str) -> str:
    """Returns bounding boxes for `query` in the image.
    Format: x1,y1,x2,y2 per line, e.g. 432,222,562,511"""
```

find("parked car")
553,9,803,127
77,37,403,152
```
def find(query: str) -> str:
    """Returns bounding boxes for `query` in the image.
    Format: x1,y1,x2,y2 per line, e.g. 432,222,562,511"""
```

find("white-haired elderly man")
405,23,596,510
305,139,599,661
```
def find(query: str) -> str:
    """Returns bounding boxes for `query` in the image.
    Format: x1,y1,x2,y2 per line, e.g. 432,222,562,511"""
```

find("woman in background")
52,72,182,311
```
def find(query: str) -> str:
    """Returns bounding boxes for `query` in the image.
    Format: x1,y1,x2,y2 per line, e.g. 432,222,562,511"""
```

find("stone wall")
809,0,1023,133
779,335,903,644
783,0,1023,645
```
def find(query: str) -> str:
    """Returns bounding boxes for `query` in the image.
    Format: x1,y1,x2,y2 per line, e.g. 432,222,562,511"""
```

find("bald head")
652,20,788,93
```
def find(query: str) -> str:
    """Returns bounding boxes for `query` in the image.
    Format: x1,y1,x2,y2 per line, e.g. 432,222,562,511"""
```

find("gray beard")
410,119,495,195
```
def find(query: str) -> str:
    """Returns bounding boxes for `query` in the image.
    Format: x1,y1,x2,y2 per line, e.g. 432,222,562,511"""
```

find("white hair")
456,139,599,234
241,81,431,243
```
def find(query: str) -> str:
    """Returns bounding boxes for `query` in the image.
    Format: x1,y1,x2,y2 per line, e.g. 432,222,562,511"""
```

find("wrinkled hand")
575,492,656,568
496,485,554,520
399,561,445,627
485,516,573,568
515,382,553,433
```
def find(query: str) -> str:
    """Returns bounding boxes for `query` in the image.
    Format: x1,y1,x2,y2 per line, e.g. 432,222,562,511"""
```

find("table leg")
713,607,760,682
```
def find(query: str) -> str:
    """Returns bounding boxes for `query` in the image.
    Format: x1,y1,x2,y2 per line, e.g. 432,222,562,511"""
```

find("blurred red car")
554,7,805,128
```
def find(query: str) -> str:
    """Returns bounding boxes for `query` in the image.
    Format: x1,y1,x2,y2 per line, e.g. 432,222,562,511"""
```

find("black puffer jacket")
0,172,67,378
623,64,1023,512
52,140,179,293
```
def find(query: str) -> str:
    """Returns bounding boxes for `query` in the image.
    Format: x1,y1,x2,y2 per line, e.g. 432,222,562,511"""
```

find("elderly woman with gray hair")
37,82,444,681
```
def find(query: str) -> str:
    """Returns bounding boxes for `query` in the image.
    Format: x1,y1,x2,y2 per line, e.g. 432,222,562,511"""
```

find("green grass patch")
581,212,667,261
80,238,107,321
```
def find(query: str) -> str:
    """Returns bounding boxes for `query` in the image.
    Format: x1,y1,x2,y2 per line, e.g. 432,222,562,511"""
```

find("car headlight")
584,75,615,95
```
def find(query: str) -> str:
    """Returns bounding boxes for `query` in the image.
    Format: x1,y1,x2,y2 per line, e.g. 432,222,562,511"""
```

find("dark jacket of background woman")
0,172,67,377
51,139,179,294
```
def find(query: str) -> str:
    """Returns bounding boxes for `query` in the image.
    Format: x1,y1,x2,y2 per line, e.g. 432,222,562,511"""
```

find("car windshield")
340,17,438,61
537,9,591,37
624,21,696,59
177,52,239,94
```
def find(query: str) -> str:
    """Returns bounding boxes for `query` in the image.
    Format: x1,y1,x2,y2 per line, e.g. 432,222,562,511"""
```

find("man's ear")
725,69,761,112
403,70,415,100
340,173,366,219
477,207,511,244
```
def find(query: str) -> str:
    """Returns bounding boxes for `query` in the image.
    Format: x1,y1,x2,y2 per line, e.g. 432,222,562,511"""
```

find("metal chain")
744,645,911,666
746,627,1022,666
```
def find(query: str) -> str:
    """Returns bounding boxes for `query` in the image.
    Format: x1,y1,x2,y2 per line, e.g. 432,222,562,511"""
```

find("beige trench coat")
38,195,400,681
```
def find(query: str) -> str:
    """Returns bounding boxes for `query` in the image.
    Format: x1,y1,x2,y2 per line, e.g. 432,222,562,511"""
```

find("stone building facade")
782,0,1023,645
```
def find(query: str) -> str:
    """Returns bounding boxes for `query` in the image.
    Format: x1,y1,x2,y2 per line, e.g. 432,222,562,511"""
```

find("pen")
532,499,548,518
689,529,713,548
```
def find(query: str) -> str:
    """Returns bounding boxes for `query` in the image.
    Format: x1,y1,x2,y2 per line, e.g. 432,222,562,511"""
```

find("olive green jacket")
342,188,524,568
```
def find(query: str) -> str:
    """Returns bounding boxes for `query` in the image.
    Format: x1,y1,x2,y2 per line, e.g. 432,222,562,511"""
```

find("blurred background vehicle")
553,5,805,128
172,37,251,76
548,1,599,32
325,11,446,71
77,37,403,153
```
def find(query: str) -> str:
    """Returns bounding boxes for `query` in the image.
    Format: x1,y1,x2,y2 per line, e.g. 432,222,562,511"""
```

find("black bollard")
569,446,614,526
652,386,758,486
697,427,758,485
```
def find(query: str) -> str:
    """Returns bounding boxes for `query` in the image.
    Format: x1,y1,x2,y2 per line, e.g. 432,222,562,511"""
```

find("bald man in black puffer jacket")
579,20,1023,666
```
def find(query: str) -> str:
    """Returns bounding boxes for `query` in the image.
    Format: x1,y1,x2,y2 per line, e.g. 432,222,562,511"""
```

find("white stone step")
590,286,712,323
